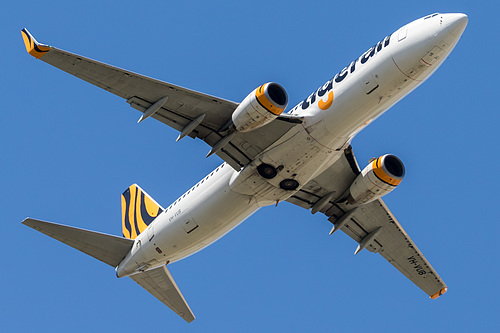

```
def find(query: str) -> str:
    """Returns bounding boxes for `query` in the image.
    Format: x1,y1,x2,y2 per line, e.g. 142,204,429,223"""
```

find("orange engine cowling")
231,82,288,132
347,154,405,205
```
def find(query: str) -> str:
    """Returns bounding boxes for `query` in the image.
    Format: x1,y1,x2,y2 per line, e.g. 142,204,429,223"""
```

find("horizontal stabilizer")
23,218,133,267
130,266,195,323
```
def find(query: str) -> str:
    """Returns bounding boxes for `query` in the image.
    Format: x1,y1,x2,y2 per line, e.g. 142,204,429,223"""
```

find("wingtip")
430,287,448,299
22,218,44,230
21,28,51,59
21,217,34,225
184,314,196,323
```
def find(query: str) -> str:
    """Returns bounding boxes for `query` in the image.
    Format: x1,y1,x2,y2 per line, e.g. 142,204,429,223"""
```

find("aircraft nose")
442,13,468,38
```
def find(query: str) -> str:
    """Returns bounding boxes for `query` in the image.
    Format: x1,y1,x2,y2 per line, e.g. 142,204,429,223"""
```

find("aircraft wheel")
280,179,299,190
257,164,278,179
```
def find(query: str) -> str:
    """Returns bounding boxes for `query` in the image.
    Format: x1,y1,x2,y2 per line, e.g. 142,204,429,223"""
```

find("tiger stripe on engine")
121,184,163,239
255,83,286,115
372,157,402,186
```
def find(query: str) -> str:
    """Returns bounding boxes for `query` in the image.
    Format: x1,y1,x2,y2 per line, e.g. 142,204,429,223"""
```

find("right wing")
21,29,301,170
336,199,448,299
130,266,195,323
287,148,447,299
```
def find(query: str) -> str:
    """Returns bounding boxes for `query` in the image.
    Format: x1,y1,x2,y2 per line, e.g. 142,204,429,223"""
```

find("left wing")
286,147,448,299
21,29,301,169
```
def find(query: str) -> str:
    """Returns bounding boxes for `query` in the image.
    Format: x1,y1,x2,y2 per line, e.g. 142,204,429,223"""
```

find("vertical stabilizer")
121,184,163,239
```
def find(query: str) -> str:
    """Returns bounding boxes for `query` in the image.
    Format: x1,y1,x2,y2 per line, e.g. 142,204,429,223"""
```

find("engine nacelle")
347,154,405,205
232,82,288,132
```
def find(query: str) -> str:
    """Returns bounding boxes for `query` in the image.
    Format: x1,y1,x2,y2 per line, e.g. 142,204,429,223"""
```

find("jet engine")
231,82,288,132
346,154,405,205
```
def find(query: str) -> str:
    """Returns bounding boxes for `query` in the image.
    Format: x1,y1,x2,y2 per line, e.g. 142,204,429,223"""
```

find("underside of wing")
333,199,447,298
129,266,195,323
287,146,361,210
21,29,301,170
287,147,447,299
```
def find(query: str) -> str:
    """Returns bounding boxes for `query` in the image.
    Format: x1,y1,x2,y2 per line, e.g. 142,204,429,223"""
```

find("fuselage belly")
117,13,466,277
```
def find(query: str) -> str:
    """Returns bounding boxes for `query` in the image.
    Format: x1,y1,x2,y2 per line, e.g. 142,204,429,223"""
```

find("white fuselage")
116,13,467,278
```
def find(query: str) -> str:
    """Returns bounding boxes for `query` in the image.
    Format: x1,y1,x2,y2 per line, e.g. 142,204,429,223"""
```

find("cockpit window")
424,13,439,20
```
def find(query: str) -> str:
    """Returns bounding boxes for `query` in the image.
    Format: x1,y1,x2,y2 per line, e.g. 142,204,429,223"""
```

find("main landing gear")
257,163,299,191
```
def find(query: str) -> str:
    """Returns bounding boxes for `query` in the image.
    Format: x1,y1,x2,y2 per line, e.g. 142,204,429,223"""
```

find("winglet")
430,287,448,299
21,28,51,59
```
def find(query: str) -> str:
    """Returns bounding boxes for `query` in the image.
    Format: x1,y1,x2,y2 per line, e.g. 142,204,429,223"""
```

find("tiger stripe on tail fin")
121,184,163,239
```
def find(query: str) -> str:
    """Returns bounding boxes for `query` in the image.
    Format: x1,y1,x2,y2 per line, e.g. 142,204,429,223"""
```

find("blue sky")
3,1,498,332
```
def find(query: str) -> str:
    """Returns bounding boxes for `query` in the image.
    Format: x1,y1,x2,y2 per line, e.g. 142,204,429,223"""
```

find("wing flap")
130,266,195,323
22,218,133,267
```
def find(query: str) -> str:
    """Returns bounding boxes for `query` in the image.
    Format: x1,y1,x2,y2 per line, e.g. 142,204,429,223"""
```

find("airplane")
21,12,468,323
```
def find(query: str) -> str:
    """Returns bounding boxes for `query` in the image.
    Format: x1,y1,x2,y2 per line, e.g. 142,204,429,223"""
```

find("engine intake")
346,154,405,205
232,82,288,132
